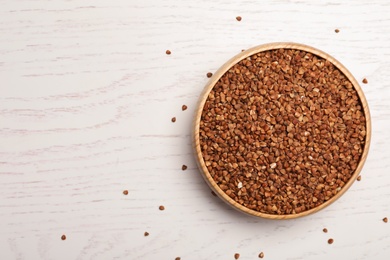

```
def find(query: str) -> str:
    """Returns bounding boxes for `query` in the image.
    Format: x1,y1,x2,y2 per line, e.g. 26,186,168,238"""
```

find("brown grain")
61,235,66,240
335,29,340,33
259,252,264,258
357,175,361,181
323,228,328,233
328,238,334,244
182,105,188,111
175,257,181,260
199,48,366,215
383,217,388,223
182,165,188,171
207,72,213,78
159,205,165,211
236,16,242,21
123,190,128,195
144,232,149,236
166,50,171,55
234,253,240,259
171,117,176,123
362,78,368,84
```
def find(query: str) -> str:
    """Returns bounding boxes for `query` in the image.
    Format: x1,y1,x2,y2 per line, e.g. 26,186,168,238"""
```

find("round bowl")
193,42,371,219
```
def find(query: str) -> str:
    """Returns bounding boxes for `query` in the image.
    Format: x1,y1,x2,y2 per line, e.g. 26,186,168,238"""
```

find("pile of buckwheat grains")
199,48,366,215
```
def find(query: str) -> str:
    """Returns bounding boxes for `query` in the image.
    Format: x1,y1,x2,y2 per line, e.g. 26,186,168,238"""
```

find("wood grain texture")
0,0,389,259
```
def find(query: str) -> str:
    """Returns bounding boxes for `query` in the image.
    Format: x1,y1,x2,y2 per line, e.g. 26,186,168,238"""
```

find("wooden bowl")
193,42,371,219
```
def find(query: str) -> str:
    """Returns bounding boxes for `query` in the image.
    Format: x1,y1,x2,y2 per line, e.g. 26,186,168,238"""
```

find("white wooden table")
1,1,389,259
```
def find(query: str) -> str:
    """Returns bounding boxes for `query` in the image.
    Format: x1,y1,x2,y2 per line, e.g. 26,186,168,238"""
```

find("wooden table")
1,1,389,259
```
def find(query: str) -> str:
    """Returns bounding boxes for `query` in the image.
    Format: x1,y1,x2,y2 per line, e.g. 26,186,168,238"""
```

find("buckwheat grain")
199,48,366,215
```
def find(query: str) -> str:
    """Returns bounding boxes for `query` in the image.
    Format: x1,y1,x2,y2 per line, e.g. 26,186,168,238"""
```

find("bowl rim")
193,42,371,220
